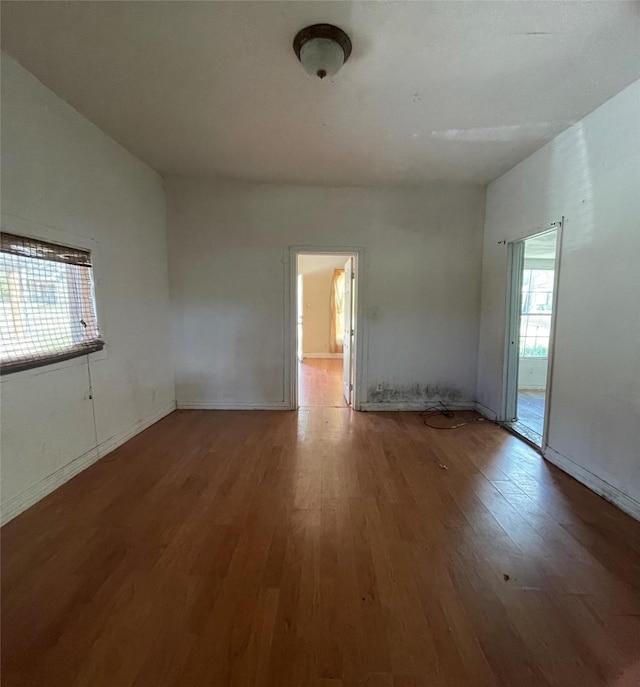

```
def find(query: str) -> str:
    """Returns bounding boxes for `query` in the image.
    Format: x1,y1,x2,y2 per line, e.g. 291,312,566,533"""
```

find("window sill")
1,342,105,377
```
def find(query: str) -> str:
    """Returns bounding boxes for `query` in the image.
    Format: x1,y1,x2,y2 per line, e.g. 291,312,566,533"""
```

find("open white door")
343,257,354,405
504,240,525,422
296,274,304,362
501,224,561,449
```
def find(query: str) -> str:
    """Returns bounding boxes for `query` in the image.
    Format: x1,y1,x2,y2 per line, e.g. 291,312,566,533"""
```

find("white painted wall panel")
518,358,548,390
166,180,486,408
0,362,95,504
477,80,640,510
0,53,175,521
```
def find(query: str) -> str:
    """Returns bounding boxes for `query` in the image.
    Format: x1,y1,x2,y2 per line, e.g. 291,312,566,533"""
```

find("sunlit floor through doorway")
298,358,348,408
518,390,545,435
507,390,546,446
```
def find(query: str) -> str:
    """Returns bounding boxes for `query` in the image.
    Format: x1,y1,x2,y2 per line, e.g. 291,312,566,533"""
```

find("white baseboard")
302,353,343,359
0,401,176,526
97,400,176,457
475,401,498,421
474,403,639,521
544,446,640,521
1,447,99,527
360,401,476,412
177,401,290,410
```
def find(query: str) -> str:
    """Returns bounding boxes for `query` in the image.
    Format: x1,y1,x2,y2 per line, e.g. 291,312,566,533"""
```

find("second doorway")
503,227,561,447
296,252,356,408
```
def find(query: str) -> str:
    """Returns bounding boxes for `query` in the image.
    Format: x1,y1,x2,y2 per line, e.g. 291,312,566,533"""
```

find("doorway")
503,225,562,448
292,250,359,409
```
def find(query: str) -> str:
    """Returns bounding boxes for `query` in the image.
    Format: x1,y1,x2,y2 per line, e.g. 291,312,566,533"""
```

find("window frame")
519,267,555,359
0,218,107,377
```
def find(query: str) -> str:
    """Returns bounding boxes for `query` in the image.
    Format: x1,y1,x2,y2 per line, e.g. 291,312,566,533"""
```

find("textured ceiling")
2,1,639,186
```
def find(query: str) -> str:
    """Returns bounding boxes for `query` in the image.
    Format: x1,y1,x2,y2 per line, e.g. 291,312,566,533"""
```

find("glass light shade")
299,37,345,79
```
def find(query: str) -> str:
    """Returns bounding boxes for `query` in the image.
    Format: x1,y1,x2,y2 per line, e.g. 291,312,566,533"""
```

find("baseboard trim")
474,401,498,421
97,401,177,457
0,401,176,526
177,401,291,410
544,446,640,521
1,447,99,527
302,353,343,359
360,401,476,412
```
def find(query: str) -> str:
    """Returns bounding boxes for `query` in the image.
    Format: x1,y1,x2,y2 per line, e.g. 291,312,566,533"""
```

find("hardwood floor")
299,358,347,407
2,409,639,687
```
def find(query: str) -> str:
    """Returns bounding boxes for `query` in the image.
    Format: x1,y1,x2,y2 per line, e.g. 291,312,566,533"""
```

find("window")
0,233,104,374
519,268,554,357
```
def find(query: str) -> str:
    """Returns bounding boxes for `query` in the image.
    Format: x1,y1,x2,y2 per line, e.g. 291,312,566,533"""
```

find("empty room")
1,2,639,686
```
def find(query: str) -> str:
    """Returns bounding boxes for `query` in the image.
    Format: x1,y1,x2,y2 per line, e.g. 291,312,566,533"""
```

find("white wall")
298,255,345,357
477,80,640,517
166,179,486,409
0,53,175,523
518,358,548,390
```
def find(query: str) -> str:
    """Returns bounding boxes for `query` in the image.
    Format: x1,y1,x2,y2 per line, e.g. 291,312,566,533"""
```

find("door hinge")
351,329,355,337
351,272,355,280
350,383,353,391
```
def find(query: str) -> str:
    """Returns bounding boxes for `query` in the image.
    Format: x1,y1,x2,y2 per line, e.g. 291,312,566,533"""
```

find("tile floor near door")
2,409,639,686
299,358,347,407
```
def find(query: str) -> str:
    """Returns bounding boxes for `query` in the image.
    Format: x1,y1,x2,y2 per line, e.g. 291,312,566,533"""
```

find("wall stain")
368,383,465,404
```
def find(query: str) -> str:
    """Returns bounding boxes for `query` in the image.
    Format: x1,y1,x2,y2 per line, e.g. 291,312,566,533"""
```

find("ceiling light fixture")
293,24,352,79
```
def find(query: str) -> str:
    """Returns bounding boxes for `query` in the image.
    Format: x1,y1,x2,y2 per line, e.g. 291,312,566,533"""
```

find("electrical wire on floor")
419,401,485,430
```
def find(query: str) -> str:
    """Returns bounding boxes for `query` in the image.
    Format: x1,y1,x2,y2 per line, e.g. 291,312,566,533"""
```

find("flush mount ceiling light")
293,24,352,79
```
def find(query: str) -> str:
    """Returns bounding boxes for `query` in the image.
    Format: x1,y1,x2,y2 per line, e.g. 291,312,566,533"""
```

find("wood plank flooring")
2,409,639,687
299,358,347,407
517,390,545,437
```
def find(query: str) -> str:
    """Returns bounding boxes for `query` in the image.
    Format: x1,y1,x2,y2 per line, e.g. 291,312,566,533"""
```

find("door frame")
501,219,563,452
287,246,365,410
502,239,525,423
296,274,304,362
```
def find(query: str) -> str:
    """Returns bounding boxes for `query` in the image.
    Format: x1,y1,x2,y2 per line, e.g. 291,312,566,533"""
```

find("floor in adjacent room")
298,358,347,408
517,389,545,437
505,390,546,446
2,409,639,687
